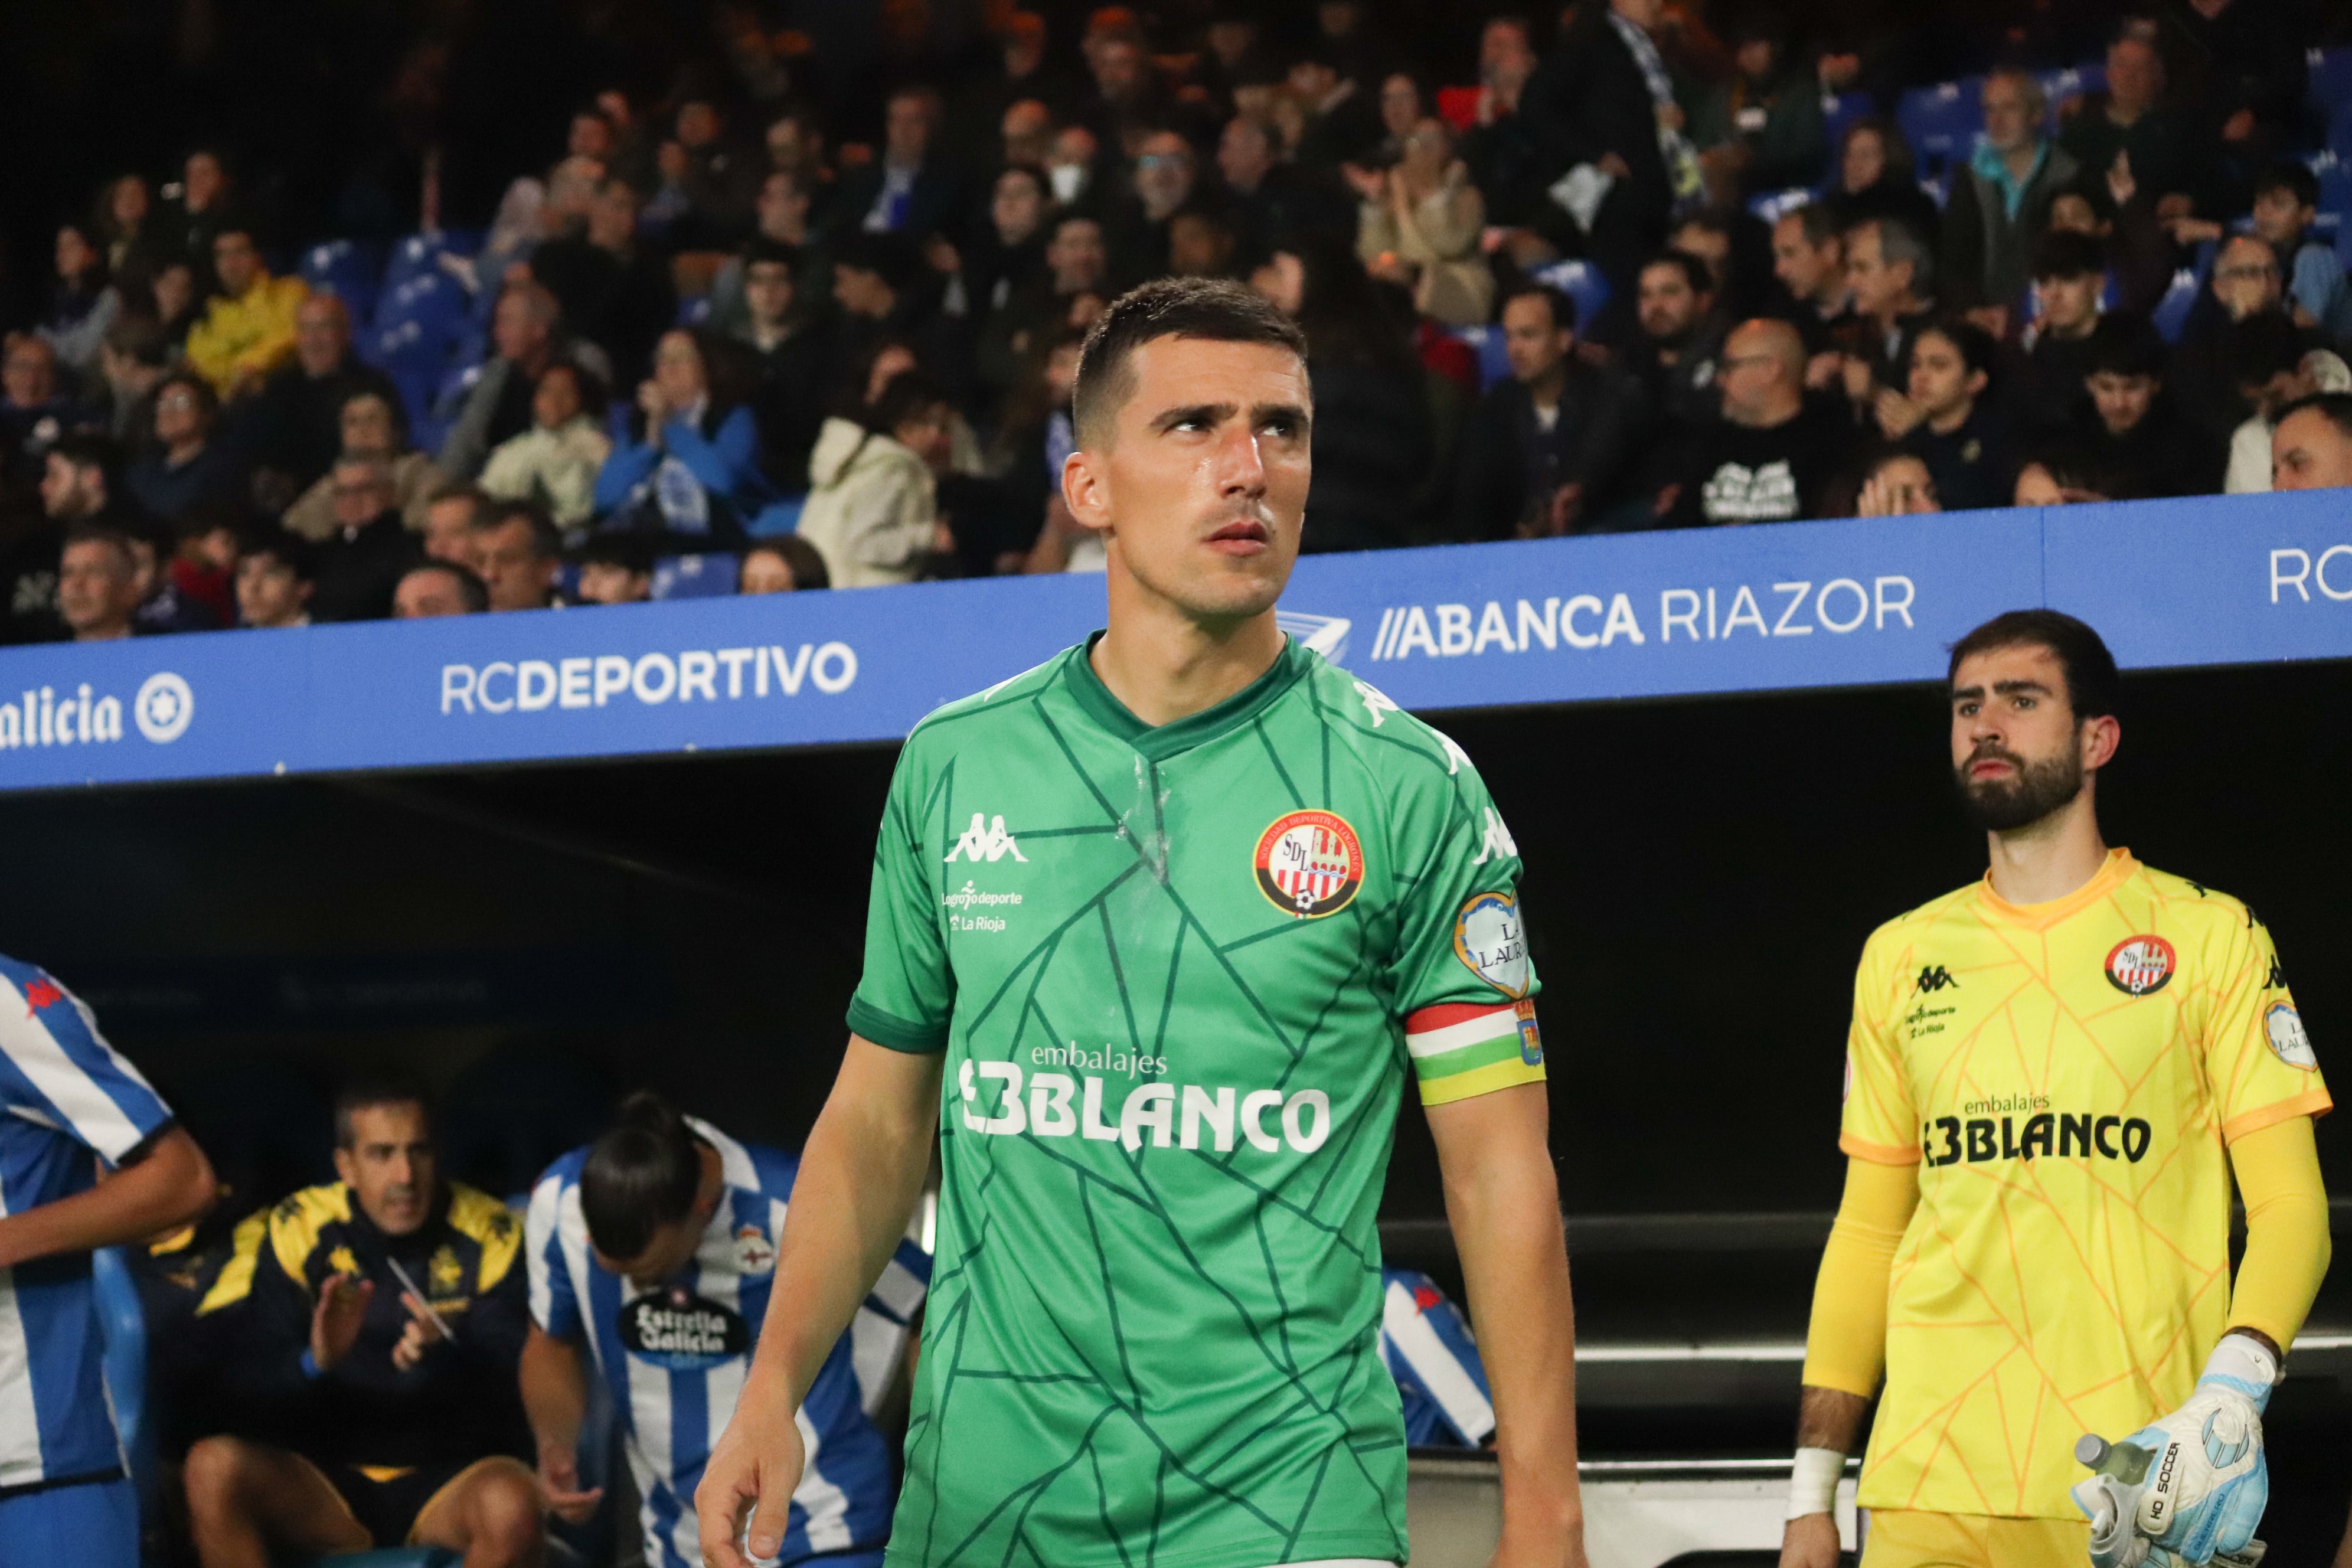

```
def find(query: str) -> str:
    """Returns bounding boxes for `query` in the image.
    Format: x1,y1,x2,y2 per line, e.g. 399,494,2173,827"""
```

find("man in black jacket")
184,1074,540,1568
307,457,424,622
2071,312,2223,498
243,296,400,501
1668,318,1853,525
1520,0,1678,288
1455,284,1649,538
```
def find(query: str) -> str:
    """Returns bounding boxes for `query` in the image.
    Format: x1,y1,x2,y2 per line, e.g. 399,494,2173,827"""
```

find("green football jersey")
850,632,1546,1568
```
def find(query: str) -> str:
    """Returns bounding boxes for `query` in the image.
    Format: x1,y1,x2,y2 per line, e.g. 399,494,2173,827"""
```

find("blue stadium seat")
747,496,807,535
1896,78,1985,179
1745,187,1817,225
2151,242,2216,344
381,229,482,292
652,552,741,599
2037,62,2105,127
374,272,469,338
1451,324,1513,391
1528,259,1611,333
1819,91,1870,182
2309,47,2352,124
300,240,380,325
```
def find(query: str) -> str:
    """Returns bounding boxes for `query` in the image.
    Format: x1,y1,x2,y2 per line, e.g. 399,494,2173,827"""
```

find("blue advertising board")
0,492,2345,793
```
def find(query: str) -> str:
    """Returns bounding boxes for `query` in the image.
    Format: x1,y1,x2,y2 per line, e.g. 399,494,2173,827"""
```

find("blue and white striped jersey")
1378,1268,1495,1449
527,1119,930,1568
0,956,175,1494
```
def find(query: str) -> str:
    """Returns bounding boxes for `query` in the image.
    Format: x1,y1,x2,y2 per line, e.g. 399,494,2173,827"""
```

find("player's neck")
1984,791,2109,906
1090,600,1286,728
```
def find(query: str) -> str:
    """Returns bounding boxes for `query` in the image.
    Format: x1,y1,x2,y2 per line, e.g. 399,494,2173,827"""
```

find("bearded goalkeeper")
1781,610,2331,1568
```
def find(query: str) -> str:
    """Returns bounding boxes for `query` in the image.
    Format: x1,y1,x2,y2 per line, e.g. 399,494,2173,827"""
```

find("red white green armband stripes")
1406,999,1546,1106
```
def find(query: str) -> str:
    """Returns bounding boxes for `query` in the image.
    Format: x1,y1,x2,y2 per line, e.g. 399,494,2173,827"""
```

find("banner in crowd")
2,491,2347,793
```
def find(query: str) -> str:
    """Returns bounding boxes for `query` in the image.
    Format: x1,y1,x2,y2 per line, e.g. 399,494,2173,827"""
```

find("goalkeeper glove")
2072,1332,2278,1568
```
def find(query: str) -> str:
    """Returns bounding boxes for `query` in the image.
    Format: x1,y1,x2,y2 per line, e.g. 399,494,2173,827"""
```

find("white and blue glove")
2072,1332,2278,1568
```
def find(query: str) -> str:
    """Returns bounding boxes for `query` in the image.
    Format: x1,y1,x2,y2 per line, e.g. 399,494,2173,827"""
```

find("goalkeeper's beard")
1954,741,2085,832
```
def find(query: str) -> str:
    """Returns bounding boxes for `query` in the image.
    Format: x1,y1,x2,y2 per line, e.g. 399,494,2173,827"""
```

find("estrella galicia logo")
1915,965,1959,994
135,672,194,743
618,1287,750,1370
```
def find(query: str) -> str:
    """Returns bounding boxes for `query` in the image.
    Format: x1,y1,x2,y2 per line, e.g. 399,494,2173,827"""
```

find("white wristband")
1787,1446,1844,1521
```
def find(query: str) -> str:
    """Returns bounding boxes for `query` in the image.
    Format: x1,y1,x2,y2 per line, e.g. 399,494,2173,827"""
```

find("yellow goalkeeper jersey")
1841,848,2329,1520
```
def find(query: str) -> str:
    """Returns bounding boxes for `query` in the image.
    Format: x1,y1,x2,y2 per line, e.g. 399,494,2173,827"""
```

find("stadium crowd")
9,0,2352,642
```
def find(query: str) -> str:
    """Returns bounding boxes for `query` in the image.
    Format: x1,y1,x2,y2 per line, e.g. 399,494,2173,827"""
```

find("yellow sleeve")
2225,1115,2332,1351
231,279,306,383
181,310,235,396
1839,929,1918,1165
1801,1155,1920,1396
2206,914,2330,1144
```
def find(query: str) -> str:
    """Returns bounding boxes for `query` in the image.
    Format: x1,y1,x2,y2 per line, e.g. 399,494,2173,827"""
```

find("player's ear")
1062,447,1113,534
2082,713,2121,772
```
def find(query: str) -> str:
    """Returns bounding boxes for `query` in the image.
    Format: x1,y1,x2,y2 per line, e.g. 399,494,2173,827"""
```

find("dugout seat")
437,1044,614,1203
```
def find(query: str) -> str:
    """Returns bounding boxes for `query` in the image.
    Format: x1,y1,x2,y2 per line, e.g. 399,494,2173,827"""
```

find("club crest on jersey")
733,1224,776,1275
2266,1002,2317,1069
619,1286,751,1370
1253,810,1364,918
1453,890,1531,997
2105,935,2176,997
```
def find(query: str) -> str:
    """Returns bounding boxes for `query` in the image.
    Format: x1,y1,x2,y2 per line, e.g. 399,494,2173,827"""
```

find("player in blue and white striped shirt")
524,1094,927,1568
1379,1267,1497,1449
0,953,216,1562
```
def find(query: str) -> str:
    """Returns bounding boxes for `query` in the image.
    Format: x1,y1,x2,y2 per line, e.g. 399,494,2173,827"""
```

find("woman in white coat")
794,371,956,589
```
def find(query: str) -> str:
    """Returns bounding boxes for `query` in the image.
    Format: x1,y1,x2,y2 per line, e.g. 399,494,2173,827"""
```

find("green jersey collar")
1061,629,1308,762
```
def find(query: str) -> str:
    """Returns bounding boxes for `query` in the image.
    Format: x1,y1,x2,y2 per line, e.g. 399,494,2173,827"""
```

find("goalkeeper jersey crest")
850,633,1544,1568
1840,850,2330,1519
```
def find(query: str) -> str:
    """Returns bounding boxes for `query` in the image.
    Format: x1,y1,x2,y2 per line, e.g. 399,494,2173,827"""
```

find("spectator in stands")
2008,231,2106,438
311,456,423,621
1625,251,1724,432
1455,284,1648,538
96,313,171,443
1896,319,2016,512
1828,117,1939,248
125,370,241,524
797,371,953,588
574,533,655,605
156,147,237,291
831,230,956,400
420,484,487,569
1690,18,1828,202
2224,314,2352,493
471,499,564,611
1520,0,1692,288
738,535,831,593
2249,163,2352,345
529,176,675,388
1112,130,1202,280
235,531,316,629
659,96,759,249
595,328,773,541
183,227,307,400
841,85,961,239
92,172,159,279
393,560,490,617
248,296,401,501
1045,123,1104,210
1089,28,1185,153
2059,35,2192,220
183,1074,540,1568
150,259,202,349
11,434,127,642
1,334,90,489
439,282,614,480
2014,445,2122,506
1943,70,2080,338
283,390,442,541
1263,231,1432,552
55,520,143,641
1838,217,1938,409
479,362,610,528
2073,312,2221,498
726,240,832,489
2271,392,2352,491
2044,172,2175,319
1352,116,1492,329
1667,318,1852,525
2154,0,2307,186
981,214,1111,401
39,221,120,383
1168,208,1241,281
1219,113,1349,259
127,514,224,633
1458,16,1552,244
1853,448,1941,516
1771,205,1850,365
708,171,823,335
2171,233,2296,440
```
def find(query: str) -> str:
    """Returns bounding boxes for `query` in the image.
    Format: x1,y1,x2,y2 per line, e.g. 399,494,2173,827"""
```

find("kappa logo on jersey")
1453,891,1531,998
733,1224,776,1275
2266,1002,2317,1069
2268,955,2288,989
1468,806,1518,865
1253,809,1364,917
21,976,61,1014
619,1285,752,1370
1915,965,1959,994
945,812,1027,864
2105,935,2177,997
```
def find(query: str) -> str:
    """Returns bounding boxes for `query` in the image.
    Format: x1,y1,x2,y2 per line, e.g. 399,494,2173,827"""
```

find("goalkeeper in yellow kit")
1780,610,2333,1568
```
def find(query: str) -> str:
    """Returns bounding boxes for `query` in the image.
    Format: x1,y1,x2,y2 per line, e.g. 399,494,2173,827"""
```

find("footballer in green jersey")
700,279,1587,1568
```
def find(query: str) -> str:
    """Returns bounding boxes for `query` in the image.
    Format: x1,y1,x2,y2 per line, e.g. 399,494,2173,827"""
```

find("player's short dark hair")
243,527,317,582
580,1092,704,1262
1916,316,1996,381
334,1070,434,1149
2275,389,2352,440
2031,230,2106,283
1641,249,1713,296
1072,277,1307,449
1502,282,1576,335
1948,610,2122,723
2255,161,2320,212
476,498,564,561
2082,312,2165,380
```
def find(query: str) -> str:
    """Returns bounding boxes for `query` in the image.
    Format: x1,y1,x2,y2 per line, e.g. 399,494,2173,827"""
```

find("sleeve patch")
1452,891,1531,997
1410,999,1546,1105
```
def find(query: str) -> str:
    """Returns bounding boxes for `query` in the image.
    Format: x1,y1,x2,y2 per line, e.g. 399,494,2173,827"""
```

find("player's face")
1064,335,1311,622
1948,644,2106,832
335,1101,437,1236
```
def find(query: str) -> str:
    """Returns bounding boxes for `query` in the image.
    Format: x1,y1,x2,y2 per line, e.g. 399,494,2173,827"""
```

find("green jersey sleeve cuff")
847,997,950,1054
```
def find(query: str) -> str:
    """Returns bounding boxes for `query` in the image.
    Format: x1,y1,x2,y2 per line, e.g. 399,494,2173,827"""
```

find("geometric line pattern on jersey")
900,673,1459,1567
